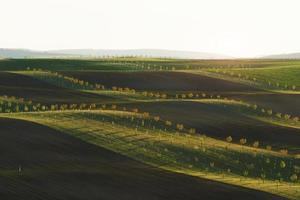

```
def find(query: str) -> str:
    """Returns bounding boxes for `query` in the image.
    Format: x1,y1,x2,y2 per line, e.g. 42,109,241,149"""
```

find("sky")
0,0,300,57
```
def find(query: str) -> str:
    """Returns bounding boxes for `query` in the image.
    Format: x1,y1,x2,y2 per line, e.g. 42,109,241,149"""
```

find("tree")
292,116,299,122
188,93,193,98
176,124,184,131
112,86,117,91
154,116,160,122
165,120,172,126
290,174,298,183
143,112,150,118
284,114,291,120
226,136,233,143
132,108,138,113
253,141,259,148
50,105,56,111
189,128,196,134
276,113,282,118
239,138,247,145
267,109,273,115
261,173,266,183
279,149,288,155
160,93,167,99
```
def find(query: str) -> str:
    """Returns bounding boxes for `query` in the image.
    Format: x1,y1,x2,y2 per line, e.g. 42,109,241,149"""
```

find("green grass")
229,66,300,89
1,58,300,71
201,64,300,92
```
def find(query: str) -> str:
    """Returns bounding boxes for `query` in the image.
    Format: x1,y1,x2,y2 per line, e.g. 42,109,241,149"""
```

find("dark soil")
0,72,117,104
61,71,261,92
126,101,300,152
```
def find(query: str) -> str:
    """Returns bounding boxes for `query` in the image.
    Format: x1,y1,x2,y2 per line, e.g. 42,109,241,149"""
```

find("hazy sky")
1,0,300,57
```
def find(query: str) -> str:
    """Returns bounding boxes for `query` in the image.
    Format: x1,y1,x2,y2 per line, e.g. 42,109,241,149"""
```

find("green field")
1,58,300,199
202,64,300,92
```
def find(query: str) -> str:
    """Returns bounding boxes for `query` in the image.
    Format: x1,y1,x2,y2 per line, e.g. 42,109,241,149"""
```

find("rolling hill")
0,48,232,59
261,53,300,59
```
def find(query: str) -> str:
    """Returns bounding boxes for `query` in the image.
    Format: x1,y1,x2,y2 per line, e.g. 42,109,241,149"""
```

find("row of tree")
86,108,299,184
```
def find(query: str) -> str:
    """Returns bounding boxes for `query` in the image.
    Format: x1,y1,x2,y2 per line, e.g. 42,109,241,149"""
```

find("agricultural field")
1,58,300,199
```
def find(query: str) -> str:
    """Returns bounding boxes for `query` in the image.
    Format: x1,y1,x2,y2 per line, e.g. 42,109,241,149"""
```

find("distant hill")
0,48,232,59
49,49,233,59
0,48,67,58
261,53,300,59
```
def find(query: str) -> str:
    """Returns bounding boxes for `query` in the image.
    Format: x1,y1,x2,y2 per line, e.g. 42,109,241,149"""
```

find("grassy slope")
1,118,284,200
0,59,137,71
1,110,298,199
12,69,300,151
228,65,300,89
1,58,300,199
1,58,300,71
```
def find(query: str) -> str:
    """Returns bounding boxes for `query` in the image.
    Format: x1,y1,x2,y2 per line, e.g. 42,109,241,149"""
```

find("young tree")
189,128,196,134
132,108,138,113
176,124,184,131
253,141,259,148
267,109,273,115
239,138,247,145
284,114,291,120
266,145,272,151
276,113,282,119
280,160,286,169
279,149,288,155
165,120,172,126
226,136,233,143
292,116,299,122
290,174,298,183
154,116,160,122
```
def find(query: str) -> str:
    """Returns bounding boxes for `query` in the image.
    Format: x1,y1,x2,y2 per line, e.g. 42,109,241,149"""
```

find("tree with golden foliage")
239,138,247,145
154,116,160,122
165,120,172,126
226,136,233,143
